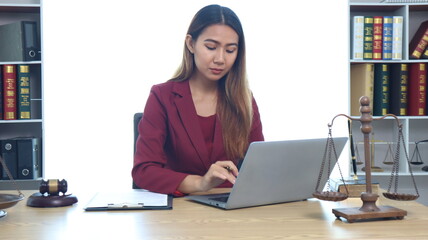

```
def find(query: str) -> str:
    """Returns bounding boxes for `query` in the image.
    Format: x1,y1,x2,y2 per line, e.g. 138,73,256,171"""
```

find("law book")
330,178,379,198
352,16,365,60
373,16,383,60
2,65,17,120
17,65,31,119
373,63,390,116
363,16,374,60
382,16,393,60
409,20,428,59
351,63,374,116
392,16,403,60
408,63,427,116
390,63,408,116
0,21,41,62
0,139,18,180
13,137,41,179
422,47,428,59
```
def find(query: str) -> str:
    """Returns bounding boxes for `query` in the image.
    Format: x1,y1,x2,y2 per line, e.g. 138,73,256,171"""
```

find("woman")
132,4,264,195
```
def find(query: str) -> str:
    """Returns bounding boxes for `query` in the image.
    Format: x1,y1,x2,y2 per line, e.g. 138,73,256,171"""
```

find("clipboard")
84,189,172,211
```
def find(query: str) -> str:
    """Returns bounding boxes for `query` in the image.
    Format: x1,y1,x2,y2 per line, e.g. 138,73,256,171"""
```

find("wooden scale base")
333,206,406,223
332,191,407,223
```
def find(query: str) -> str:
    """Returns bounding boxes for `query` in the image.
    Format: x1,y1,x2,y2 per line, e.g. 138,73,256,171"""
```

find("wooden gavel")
39,179,68,196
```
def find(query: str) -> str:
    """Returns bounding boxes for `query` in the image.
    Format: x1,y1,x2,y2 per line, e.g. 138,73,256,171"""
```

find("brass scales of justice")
313,96,420,223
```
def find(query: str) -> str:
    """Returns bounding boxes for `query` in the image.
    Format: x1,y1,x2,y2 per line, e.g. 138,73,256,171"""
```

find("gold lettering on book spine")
19,65,29,73
20,112,30,119
5,65,14,73
6,112,15,119
394,17,403,24
384,17,393,24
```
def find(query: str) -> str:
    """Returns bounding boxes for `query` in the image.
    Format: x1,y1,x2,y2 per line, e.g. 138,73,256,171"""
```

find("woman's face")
187,24,239,83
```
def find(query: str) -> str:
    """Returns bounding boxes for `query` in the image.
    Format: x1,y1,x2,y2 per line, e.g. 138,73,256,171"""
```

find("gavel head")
39,179,68,196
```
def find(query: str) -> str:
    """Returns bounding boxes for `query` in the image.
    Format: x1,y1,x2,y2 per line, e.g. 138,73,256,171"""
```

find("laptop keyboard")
209,196,229,203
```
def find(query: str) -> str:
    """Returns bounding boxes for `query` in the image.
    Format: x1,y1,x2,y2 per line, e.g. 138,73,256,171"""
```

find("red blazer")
132,80,264,194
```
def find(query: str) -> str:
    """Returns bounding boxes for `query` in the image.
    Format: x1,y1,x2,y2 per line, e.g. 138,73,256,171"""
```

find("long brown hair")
170,5,253,160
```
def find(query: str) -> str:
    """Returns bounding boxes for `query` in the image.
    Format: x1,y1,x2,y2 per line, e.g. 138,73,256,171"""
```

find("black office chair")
133,112,143,154
132,112,143,189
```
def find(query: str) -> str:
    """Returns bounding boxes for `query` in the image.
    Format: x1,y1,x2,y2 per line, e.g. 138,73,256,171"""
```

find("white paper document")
85,189,170,211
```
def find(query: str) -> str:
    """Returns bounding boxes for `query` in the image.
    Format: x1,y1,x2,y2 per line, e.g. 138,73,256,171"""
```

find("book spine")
17,64,31,119
382,16,393,60
2,65,17,120
373,16,383,60
373,64,390,116
363,16,374,60
422,47,428,59
353,16,364,60
390,64,408,116
408,63,427,116
409,21,428,59
351,63,374,116
392,16,403,60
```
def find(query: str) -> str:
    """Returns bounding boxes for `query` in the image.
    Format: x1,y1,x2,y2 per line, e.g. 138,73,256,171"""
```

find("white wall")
42,0,349,191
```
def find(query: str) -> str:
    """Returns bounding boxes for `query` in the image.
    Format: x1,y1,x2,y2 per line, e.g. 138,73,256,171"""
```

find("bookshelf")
0,0,43,190
349,0,428,182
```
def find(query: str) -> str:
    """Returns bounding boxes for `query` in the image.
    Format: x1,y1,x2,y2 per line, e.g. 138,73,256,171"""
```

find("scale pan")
0,194,24,209
383,192,419,201
410,162,424,165
313,191,348,201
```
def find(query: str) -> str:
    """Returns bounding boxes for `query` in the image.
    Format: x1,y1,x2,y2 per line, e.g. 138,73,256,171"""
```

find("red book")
408,63,427,116
373,16,383,60
3,65,17,120
409,20,428,59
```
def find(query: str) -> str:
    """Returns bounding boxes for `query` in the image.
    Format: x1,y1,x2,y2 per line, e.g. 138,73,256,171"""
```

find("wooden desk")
1,189,427,240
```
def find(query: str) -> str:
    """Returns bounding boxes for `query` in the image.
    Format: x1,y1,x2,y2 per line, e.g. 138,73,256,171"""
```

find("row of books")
351,63,427,116
0,137,41,180
0,64,32,120
352,16,404,60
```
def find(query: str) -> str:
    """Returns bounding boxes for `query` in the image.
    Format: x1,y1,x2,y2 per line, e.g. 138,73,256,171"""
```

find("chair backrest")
133,112,143,154
133,112,143,189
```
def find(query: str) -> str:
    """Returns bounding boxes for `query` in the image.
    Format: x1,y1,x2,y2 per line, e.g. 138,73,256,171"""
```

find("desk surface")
1,189,427,240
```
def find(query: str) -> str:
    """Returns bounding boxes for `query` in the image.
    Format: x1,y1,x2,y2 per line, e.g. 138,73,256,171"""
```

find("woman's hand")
178,160,238,193
198,160,238,192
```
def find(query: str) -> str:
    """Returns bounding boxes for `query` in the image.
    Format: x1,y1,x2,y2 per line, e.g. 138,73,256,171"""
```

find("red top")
198,115,216,159
132,80,264,194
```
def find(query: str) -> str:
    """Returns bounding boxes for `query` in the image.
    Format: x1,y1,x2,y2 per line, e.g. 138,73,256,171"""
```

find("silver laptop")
186,137,348,210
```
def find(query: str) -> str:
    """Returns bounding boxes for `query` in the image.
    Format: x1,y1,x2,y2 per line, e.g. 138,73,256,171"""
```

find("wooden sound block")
333,206,407,223
27,192,78,208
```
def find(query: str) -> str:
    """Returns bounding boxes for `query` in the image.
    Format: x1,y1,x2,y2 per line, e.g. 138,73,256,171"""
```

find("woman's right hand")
198,160,238,192
178,160,238,193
